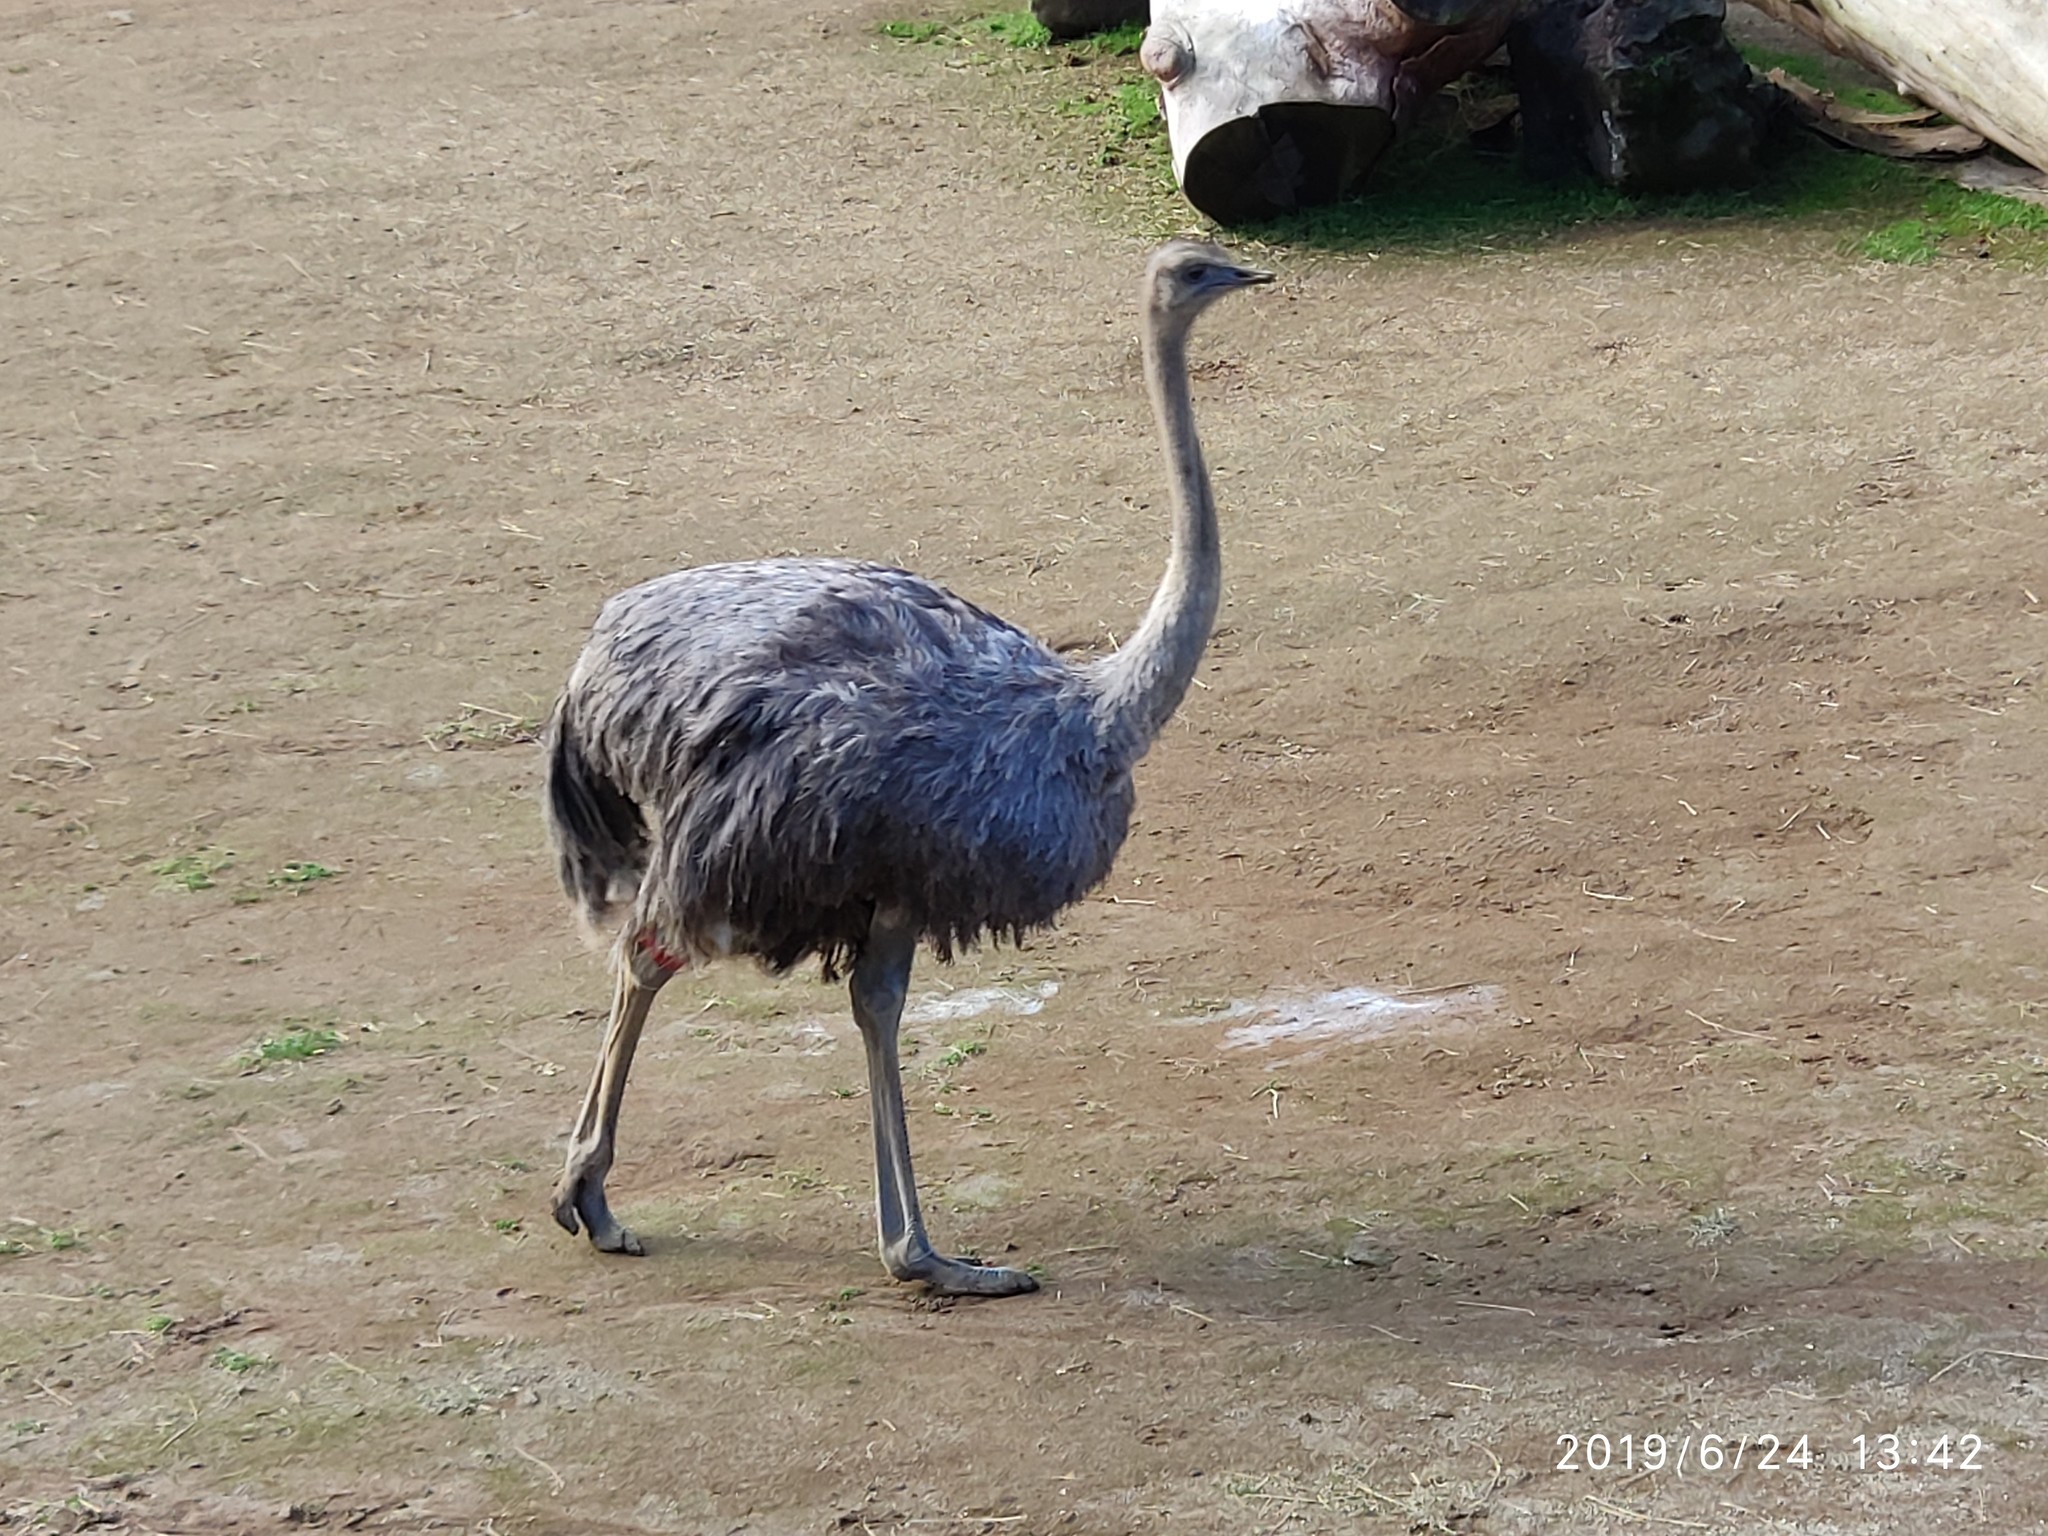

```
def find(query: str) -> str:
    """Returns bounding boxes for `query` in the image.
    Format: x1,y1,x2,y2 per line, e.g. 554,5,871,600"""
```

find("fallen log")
1140,0,1516,223
1766,68,1987,161
1744,0,2048,173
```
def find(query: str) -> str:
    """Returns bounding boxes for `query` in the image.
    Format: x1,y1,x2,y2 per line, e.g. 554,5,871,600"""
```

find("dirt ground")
5,0,2048,1531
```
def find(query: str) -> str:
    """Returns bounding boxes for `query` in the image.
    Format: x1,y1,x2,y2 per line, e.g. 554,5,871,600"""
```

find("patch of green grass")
1858,217,1940,264
975,10,1049,48
1739,43,1917,115
8,1420,47,1436
3,1225,87,1255
242,1026,343,1067
881,10,1138,57
879,18,945,42
491,1217,523,1234
425,706,541,751
937,1038,987,1070
1069,20,1144,57
881,10,1050,50
1053,75,1167,171
268,860,338,887
1743,44,1830,93
1237,116,2048,267
1249,123,1935,252
884,11,1167,174
154,849,234,892
1854,182,2048,265
210,1346,269,1374
145,1313,177,1334
1115,80,1160,133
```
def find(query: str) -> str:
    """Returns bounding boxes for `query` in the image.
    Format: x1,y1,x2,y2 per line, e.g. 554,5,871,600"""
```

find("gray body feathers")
544,558,1140,977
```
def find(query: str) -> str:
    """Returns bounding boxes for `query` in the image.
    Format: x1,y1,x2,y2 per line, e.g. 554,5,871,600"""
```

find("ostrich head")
1144,240,1274,332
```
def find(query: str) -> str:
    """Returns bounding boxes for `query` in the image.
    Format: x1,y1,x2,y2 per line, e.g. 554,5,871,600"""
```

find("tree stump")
1032,0,1149,41
1142,0,1516,223
1508,0,1772,193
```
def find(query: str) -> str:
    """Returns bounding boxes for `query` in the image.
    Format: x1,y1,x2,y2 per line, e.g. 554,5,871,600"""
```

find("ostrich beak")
1233,265,1276,287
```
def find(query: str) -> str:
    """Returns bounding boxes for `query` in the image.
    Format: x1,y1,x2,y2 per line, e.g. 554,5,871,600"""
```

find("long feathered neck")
1086,307,1220,756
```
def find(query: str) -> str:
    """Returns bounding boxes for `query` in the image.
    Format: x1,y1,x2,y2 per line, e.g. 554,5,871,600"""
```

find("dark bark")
1508,0,1772,193
1032,0,1149,40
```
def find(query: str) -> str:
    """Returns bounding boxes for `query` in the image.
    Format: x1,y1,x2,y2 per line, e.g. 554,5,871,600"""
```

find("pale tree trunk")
1140,0,1515,223
1745,0,2048,173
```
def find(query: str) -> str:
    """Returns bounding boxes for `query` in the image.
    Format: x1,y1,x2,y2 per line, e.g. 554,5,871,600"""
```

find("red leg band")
635,930,689,974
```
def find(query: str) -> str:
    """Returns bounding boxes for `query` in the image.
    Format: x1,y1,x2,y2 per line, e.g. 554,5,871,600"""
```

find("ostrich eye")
1184,264,1209,283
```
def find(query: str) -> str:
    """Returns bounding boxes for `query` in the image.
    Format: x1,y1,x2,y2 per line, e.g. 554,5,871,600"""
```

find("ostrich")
541,240,1272,1297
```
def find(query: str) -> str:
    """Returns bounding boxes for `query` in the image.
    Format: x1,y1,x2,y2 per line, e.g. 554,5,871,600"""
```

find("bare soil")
4,2,2048,1532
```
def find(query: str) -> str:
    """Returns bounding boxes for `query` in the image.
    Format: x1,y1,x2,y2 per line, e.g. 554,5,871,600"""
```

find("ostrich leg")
850,914,1039,1297
553,944,672,1255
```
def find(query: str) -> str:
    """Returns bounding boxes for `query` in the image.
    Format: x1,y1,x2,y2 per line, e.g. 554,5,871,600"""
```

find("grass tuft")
1688,1207,1741,1247
1228,1456,1507,1528
425,705,541,751
938,1039,988,1069
242,1026,343,1067
154,849,234,892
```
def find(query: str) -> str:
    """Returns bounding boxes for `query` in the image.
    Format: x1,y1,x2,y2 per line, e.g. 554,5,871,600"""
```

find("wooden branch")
1767,69,1986,160
1746,0,2048,172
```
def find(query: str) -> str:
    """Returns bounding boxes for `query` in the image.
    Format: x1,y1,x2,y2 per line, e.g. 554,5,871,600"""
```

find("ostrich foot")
552,1157,644,1256
886,1243,1039,1298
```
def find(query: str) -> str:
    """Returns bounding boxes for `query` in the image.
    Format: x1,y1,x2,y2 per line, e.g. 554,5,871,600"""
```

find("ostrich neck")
1087,318,1220,756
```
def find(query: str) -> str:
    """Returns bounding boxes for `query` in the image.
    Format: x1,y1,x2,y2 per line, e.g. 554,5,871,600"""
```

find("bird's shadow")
573,1204,2041,1371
